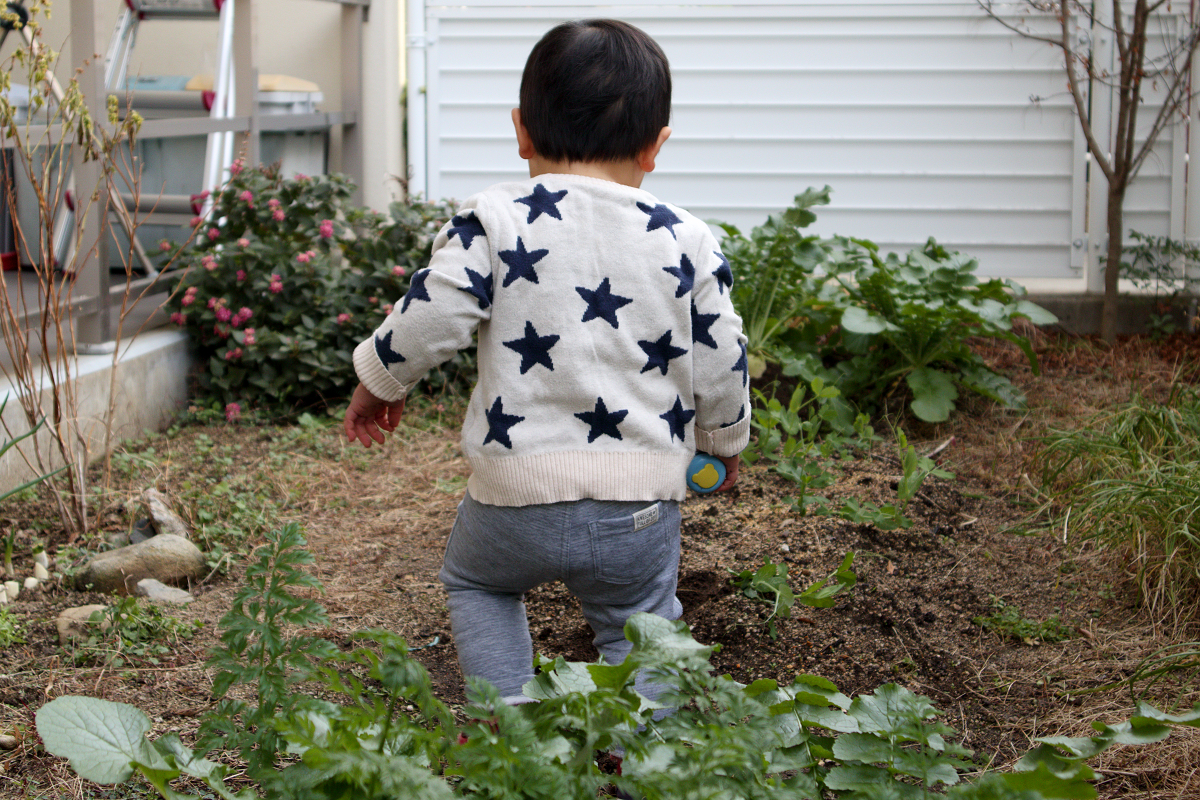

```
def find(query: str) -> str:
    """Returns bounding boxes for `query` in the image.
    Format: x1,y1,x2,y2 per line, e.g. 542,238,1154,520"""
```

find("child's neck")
527,156,646,189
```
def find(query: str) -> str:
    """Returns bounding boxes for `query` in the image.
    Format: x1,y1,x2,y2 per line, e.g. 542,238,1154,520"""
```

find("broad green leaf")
999,761,1098,799
848,684,939,736
1014,299,1058,325
36,696,169,786
1132,701,1200,726
907,367,959,422
832,731,895,763
523,658,596,700
825,764,924,798
840,305,893,334
624,613,713,667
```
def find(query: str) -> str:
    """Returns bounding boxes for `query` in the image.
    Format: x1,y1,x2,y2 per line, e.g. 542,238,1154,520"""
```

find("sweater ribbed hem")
353,339,411,403
466,450,692,506
695,416,752,458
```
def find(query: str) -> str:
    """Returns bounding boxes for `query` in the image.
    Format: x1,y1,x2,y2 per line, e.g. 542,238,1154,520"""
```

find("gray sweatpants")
438,490,683,702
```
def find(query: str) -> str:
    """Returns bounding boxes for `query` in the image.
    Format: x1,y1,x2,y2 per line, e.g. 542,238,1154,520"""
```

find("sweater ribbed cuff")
466,450,692,506
694,415,751,458
353,338,410,403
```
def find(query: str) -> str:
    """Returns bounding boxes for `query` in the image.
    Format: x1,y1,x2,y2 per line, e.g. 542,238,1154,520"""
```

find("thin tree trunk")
1102,180,1128,343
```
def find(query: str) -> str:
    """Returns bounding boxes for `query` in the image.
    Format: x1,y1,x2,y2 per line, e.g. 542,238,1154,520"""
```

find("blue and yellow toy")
686,453,726,494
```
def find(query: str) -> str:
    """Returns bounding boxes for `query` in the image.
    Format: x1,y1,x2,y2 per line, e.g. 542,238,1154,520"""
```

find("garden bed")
1,331,1198,799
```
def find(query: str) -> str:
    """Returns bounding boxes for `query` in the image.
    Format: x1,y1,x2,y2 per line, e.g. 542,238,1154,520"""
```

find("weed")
72,597,202,668
730,552,856,639
0,606,26,647
1038,386,1200,624
973,596,1074,644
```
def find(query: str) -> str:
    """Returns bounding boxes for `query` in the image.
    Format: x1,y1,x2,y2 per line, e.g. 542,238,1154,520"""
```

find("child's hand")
715,454,739,492
344,383,405,448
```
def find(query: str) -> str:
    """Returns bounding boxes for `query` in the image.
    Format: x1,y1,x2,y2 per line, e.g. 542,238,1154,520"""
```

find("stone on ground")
75,534,205,594
134,578,194,604
56,604,110,646
142,489,190,539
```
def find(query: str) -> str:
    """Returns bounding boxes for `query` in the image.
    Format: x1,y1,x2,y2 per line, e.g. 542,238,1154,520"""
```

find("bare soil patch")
1,332,1198,798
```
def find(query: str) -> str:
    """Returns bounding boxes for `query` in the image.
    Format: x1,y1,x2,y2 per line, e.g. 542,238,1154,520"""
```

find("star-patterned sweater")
353,173,751,506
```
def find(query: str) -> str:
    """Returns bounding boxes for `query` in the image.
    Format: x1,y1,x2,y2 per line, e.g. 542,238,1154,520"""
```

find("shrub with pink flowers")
166,164,463,412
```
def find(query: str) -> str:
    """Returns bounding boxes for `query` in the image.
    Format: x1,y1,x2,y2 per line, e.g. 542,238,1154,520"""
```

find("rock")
134,578,194,605
3,581,18,602
129,517,155,545
33,550,49,569
56,604,109,645
779,543,791,553
22,576,38,592
0,734,17,750
75,534,206,594
108,531,131,548
142,489,190,539
33,563,49,581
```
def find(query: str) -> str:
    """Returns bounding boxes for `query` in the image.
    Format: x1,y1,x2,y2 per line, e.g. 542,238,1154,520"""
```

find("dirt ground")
1,331,1199,799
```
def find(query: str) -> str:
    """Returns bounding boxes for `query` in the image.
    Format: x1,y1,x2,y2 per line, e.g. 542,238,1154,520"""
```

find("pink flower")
269,280,283,294
190,216,203,228
170,311,186,325
181,294,195,307
295,173,309,181
202,255,217,271
273,209,285,222
392,265,406,277
236,269,247,282
268,199,281,209
368,296,377,305
224,347,243,361
296,252,311,264
159,240,172,252
225,402,242,422
215,306,232,322
319,219,334,239
207,296,218,310
337,313,351,325
243,328,256,345
238,307,252,320
237,237,250,247
382,303,393,314
207,227,220,241
229,159,244,176
240,190,254,206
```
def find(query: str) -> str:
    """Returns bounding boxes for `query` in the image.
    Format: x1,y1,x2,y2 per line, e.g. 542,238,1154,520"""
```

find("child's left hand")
715,454,739,492
344,383,405,447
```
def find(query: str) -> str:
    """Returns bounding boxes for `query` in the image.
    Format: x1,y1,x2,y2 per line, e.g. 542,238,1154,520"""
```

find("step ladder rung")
125,0,221,20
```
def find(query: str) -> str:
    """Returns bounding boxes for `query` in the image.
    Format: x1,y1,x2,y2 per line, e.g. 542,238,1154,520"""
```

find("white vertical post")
1086,2,1116,295
358,0,402,210
71,0,111,346
406,0,427,200
234,0,258,168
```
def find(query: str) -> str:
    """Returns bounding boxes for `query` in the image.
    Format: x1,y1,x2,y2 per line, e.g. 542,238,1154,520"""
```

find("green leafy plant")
719,192,1057,422
1038,386,1200,624
742,376,878,513
34,528,1200,800
71,597,202,668
0,606,26,647
1113,231,1200,339
825,429,954,531
166,165,460,413
729,552,857,640
973,596,1074,645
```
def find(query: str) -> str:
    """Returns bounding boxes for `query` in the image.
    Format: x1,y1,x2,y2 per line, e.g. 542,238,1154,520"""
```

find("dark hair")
519,19,671,163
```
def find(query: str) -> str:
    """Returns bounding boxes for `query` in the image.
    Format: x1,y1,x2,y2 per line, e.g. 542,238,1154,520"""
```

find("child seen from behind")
344,19,750,704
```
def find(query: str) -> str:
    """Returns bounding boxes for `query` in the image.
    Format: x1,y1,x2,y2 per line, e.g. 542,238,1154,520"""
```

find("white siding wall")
412,1,1184,288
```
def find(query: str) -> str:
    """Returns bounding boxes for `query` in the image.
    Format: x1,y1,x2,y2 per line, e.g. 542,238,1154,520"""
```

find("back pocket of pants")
588,503,671,585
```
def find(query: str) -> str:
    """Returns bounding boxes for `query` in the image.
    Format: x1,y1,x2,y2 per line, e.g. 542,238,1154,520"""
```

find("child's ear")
512,108,536,160
636,126,672,173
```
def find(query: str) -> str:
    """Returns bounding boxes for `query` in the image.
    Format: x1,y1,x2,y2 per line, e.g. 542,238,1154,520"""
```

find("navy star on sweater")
576,278,633,329
401,269,432,312
447,213,487,249
663,254,695,298
483,397,524,449
639,330,688,375
691,300,720,349
514,184,568,224
575,397,628,443
732,341,749,387
660,395,696,442
459,267,493,310
374,330,405,367
637,202,683,238
713,251,734,294
503,321,559,374
499,237,548,287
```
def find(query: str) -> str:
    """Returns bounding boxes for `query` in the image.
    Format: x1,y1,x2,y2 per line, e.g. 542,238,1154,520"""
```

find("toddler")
345,18,749,704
